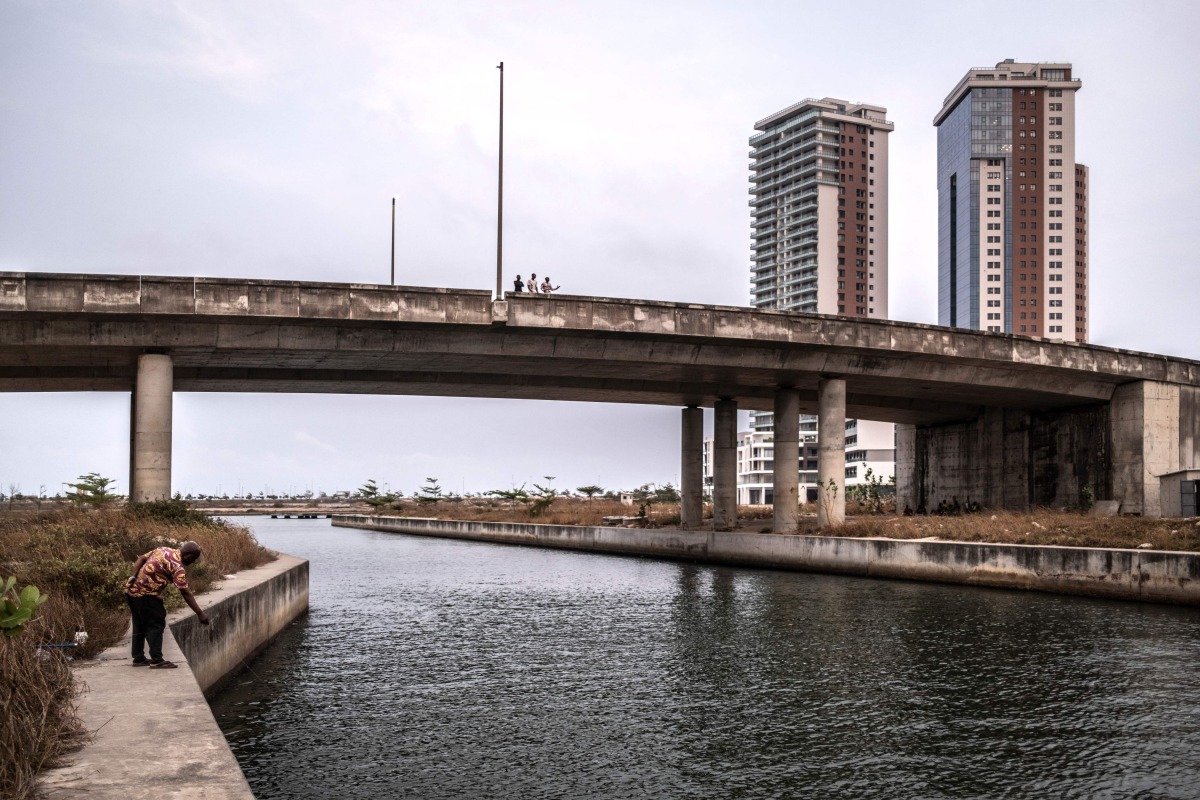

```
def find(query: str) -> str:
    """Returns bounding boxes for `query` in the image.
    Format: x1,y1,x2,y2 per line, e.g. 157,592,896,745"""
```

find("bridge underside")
0,322,1132,426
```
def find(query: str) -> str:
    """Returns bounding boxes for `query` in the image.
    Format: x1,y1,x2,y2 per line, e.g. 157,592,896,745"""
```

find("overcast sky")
2,0,1197,498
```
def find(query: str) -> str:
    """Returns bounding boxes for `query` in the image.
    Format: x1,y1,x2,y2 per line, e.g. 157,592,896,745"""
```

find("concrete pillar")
128,391,137,502
772,388,800,533
1111,380,1181,517
817,377,847,528
680,406,704,529
894,423,917,514
131,354,173,502
713,399,737,531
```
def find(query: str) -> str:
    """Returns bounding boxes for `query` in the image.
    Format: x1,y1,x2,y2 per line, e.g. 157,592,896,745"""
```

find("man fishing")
125,540,210,669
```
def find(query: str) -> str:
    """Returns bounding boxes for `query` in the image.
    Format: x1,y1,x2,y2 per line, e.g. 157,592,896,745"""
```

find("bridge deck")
2,272,1198,425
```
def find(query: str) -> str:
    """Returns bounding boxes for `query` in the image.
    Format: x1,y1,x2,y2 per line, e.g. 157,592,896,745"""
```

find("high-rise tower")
935,60,1088,340
724,98,895,505
749,97,893,316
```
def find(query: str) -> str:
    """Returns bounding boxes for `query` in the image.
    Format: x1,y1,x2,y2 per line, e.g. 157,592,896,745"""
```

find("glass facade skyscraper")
935,60,1088,340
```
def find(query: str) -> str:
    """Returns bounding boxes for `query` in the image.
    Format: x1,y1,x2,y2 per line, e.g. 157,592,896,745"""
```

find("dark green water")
211,517,1200,799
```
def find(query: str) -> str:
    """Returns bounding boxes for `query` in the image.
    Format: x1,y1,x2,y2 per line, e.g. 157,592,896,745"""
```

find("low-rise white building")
703,419,894,506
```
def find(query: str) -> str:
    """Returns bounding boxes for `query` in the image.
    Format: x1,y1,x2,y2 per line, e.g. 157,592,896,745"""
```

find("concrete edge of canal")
333,515,1200,607
39,553,309,800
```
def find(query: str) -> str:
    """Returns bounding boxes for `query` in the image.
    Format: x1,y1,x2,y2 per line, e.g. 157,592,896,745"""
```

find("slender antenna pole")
390,197,396,285
495,61,504,299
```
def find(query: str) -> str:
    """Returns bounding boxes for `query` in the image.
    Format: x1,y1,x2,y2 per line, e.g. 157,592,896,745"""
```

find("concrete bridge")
2,271,1198,526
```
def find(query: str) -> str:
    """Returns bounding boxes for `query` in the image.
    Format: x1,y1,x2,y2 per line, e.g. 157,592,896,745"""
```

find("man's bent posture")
125,541,210,668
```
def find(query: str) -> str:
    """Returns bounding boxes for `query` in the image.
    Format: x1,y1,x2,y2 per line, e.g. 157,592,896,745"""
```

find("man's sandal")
149,660,178,669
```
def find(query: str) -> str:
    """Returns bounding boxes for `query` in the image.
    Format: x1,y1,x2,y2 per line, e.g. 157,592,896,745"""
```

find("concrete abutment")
897,380,1199,517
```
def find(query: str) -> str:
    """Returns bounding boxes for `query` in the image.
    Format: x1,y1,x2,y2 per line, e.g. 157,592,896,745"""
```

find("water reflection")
212,518,1200,799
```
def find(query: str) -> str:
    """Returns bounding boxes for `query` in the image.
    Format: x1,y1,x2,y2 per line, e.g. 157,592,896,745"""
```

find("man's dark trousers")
126,594,167,663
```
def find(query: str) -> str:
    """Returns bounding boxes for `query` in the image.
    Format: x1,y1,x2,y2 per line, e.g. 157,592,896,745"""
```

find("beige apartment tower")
750,97,892,317
935,60,1089,341
731,97,895,504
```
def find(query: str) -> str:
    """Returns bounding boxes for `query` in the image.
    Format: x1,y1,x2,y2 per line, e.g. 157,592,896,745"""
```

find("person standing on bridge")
527,273,540,293
541,276,559,294
512,275,524,294
125,541,209,668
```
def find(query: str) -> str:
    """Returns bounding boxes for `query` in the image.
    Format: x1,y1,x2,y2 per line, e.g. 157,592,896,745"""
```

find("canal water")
211,517,1200,799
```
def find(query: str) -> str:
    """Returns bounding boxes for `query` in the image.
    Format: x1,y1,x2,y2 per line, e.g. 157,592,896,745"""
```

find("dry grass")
821,509,1200,552
385,499,1198,552
389,498,647,526
0,618,86,800
387,498,778,528
0,504,273,800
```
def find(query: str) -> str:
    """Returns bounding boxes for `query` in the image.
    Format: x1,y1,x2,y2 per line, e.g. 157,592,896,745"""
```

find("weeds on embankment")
382,498,1200,552
822,509,1200,552
0,502,272,800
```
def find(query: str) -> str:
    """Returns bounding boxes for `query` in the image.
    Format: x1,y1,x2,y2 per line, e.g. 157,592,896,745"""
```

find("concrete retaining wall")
335,515,1200,607
39,554,309,800
173,554,310,696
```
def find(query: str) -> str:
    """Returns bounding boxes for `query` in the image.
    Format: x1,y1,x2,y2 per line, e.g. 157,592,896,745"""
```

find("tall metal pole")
495,61,504,299
390,197,396,285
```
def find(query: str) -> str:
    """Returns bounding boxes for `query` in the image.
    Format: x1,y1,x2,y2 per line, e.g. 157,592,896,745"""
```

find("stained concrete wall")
172,554,309,696
897,404,1111,513
1161,470,1200,518
1111,382,1200,515
38,554,308,800
334,516,1200,606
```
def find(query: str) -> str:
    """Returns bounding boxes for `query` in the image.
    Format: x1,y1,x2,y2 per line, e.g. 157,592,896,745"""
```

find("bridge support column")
131,354,173,503
713,399,737,531
773,388,800,533
817,377,846,528
1112,381,1197,517
680,406,704,529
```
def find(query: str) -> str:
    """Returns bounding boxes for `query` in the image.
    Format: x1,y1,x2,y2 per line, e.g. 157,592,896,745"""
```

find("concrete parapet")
4,271,494,324
334,515,1200,606
172,554,309,697
38,554,308,799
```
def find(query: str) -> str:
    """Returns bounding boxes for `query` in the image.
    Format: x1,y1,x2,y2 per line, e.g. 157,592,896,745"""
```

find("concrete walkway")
37,554,309,800
38,627,254,800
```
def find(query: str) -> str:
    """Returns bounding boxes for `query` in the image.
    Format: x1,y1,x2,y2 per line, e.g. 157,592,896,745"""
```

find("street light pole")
390,197,396,285
495,61,504,300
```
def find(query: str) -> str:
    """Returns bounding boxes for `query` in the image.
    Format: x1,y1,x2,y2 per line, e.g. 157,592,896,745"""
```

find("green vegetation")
416,477,444,506
527,479,558,517
0,503,274,800
64,473,118,508
844,468,895,514
486,485,530,509
576,485,603,501
358,479,396,512
1,577,48,638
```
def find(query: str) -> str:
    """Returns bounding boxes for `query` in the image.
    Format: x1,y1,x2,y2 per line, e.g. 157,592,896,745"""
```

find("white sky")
2,0,1197,498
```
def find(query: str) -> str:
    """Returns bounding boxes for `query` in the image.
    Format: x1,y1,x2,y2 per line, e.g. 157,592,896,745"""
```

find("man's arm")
125,555,149,588
179,588,210,625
